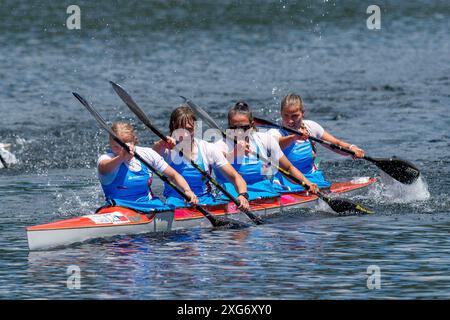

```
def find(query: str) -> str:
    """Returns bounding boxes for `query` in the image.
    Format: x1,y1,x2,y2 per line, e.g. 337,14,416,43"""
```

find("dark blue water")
0,0,449,299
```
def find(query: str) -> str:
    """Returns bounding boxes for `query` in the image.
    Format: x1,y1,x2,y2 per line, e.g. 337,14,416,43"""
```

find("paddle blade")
110,81,168,142
73,92,110,133
181,97,222,132
368,156,420,184
244,210,265,225
110,82,151,127
214,217,251,229
325,197,374,215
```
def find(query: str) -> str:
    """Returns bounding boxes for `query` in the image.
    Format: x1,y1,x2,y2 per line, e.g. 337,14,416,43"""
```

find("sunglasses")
228,124,252,131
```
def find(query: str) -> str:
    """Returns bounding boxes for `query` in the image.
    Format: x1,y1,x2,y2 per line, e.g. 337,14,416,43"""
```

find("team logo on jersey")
128,159,142,172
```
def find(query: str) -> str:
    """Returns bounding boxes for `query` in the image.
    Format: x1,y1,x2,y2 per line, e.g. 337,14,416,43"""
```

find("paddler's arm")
278,155,319,194
277,134,301,149
217,164,250,210
271,127,308,150
320,131,365,158
98,144,135,175
152,136,176,155
162,166,198,205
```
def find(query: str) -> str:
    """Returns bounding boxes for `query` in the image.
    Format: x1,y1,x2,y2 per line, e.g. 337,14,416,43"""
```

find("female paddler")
214,101,319,200
268,93,365,191
97,122,198,212
153,106,250,210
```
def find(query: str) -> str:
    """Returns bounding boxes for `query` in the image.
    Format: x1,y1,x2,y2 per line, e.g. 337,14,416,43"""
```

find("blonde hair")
281,93,308,133
280,93,305,113
110,122,138,144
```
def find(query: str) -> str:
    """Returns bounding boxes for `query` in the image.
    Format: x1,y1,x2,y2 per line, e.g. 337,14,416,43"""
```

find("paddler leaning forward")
97,121,198,212
153,106,250,210
214,101,319,201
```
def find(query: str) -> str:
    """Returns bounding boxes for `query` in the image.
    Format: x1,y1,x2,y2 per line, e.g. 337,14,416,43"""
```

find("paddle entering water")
253,117,420,185
109,81,264,225
72,92,249,229
182,97,374,215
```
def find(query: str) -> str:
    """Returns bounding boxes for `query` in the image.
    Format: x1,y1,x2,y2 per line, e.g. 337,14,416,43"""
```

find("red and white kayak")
26,177,376,250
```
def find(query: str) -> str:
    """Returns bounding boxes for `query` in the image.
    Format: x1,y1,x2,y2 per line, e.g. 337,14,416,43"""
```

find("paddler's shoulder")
253,130,278,142
264,127,282,139
97,151,114,161
211,137,228,153
303,120,325,137
303,119,322,127
135,145,162,158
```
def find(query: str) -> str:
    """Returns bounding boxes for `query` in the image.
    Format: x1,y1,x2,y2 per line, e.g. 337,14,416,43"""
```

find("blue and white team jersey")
97,146,170,212
162,138,229,207
268,120,331,191
214,131,283,200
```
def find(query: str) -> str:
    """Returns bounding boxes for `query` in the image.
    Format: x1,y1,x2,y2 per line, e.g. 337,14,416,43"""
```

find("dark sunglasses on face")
229,124,252,131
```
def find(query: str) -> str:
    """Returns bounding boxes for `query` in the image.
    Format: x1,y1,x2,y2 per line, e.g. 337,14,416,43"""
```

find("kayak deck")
26,177,376,250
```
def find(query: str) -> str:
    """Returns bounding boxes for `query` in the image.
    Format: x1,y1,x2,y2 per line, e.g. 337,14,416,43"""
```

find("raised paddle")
253,117,420,185
109,81,264,225
182,97,374,215
72,92,248,229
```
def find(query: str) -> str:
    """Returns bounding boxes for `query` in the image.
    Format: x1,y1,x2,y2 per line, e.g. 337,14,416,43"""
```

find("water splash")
0,144,19,168
315,198,335,213
367,172,430,204
54,187,102,217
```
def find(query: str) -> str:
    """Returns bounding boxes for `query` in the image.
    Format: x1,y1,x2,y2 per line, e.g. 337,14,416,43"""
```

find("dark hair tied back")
228,100,254,125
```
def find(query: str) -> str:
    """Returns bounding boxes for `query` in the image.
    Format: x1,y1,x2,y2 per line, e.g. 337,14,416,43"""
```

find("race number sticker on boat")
87,212,131,225
351,177,370,184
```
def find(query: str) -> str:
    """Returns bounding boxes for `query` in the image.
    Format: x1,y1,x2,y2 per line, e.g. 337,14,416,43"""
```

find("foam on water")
367,172,431,204
314,199,333,213
0,146,18,168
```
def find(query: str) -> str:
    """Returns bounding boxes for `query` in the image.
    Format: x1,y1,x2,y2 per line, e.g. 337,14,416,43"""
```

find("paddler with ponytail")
153,106,250,210
268,93,365,191
97,122,198,211
214,101,319,200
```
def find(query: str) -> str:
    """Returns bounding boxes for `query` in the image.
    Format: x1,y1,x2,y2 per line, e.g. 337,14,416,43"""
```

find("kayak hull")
27,177,376,250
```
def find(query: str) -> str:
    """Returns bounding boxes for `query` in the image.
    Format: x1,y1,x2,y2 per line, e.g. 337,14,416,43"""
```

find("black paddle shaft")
253,117,420,184
109,82,263,224
254,117,358,156
72,92,234,228
184,98,374,214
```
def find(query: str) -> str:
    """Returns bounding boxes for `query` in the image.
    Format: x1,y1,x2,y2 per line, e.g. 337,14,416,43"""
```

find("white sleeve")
97,153,113,168
304,120,324,138
135,146,169,173
203,141,228,169
267,128,282,141
97,153,118,185
254,132,284,162
267,134,284,161
214,139,230,154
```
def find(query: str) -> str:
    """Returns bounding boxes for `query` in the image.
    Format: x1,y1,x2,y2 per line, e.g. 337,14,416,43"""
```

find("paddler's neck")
176,137,197,160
